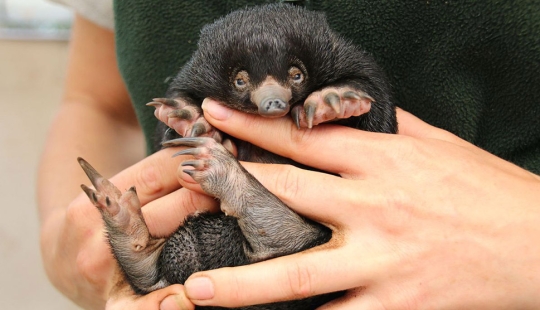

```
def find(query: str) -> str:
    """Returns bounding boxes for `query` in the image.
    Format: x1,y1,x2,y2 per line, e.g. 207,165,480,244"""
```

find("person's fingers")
396,107,439,138
396,108,537,178
106,284,194,310
239,162,386,225
396,108,470,147
184,247,377,308
160,291,195,310
201,98,394,176
141,187,219,237
103,147,189,206
79,146,217,238
158,285,195,310
203,99,476,172
174,158,386,227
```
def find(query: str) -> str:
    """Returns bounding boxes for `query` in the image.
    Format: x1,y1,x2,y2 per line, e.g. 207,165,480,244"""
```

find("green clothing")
114,0,540,174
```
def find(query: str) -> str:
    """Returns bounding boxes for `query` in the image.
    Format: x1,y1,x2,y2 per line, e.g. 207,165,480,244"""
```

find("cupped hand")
41,147,218,309
178,99,540,309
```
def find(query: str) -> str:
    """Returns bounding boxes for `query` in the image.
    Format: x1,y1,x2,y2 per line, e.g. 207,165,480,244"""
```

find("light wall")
0,38,81,309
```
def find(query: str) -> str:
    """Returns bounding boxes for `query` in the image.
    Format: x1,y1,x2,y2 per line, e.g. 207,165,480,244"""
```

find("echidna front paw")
148,98,222,142
291,87,374,128
162,137,237,197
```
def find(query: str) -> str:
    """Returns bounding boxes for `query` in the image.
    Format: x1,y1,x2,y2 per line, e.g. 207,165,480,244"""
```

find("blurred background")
0,0,81,308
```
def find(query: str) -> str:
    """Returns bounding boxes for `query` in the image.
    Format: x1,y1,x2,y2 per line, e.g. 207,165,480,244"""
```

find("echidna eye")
233,70,249,89
289,66,304,84
235,79,246,87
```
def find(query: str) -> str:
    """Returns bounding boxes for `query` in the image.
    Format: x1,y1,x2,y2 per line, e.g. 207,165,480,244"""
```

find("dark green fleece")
114,0,540,174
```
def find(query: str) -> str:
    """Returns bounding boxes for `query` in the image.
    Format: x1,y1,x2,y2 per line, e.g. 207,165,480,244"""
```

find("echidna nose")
259,98,290,117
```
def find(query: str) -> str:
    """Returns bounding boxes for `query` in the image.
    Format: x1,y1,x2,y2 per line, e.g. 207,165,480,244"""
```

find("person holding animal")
39,1,540,309
78,6,396,309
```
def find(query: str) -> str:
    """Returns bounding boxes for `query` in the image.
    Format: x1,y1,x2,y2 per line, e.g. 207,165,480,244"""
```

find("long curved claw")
77,157,120,195
77,157,124,216
146,101,162,108
152,98,178,107
343,90,375,103
190,123,207,137
342,91,360,100
80,184,98,205
172,148,202,158
323,92,341,113
162,137,208,148
182,169,195,177
304,101,317,129
291,105,302,129
181,160,205,169
168,109,193,120
78,157,103,188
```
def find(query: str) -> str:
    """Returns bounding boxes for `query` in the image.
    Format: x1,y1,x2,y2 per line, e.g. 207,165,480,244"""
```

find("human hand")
41,148,218,309
178,99,540,309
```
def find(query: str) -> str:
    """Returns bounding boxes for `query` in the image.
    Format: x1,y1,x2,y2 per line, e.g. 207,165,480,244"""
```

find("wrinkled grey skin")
80,4,396,310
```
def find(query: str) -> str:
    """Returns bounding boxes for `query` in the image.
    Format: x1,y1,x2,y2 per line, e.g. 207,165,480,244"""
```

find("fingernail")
160,294,191,310
185,277,215,300
202,98,232,120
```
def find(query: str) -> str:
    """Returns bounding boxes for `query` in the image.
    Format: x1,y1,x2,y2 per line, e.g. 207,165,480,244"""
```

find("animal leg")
162,137,330,262
291,87,373,129
147,97,222,142
78,158,168,294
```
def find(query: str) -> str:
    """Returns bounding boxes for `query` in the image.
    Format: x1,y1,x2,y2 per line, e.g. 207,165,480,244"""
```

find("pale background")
1,0,82,308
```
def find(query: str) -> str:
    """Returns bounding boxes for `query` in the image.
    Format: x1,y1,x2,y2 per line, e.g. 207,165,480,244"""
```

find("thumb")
106,284,194,310
183,247,364,308
159,288,195,310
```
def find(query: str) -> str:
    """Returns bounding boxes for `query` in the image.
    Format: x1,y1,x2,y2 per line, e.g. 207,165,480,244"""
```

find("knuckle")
230,271,248,306
212,268,249,307
286,262,316,299
75,237,112,289
135,164,165,197
179,190,208,215
75,255,99,286
273,165,304,204
65,195,100,230
60,198,113,298
439,129,468,147
385,186,415,212
384,136,421,169
392,135,415,156
65,199,84,224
